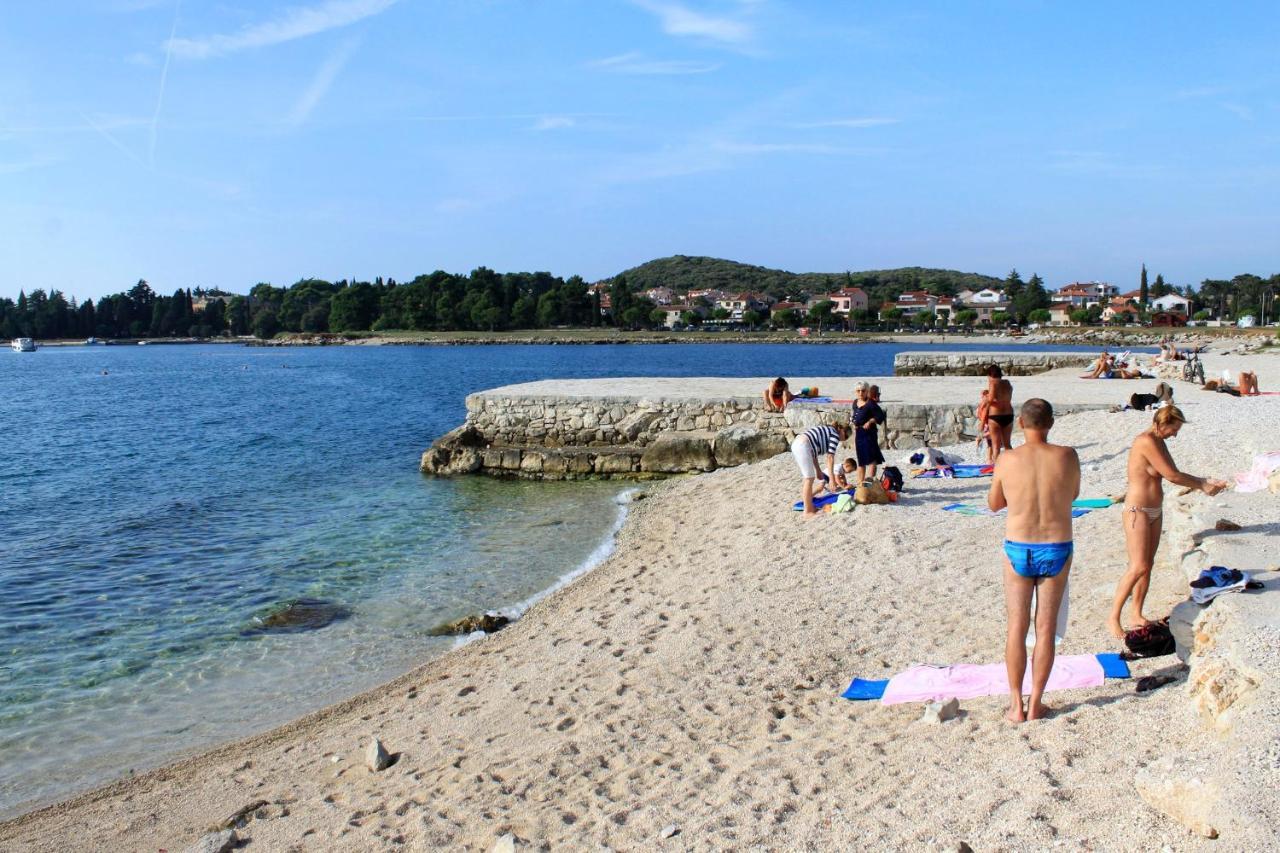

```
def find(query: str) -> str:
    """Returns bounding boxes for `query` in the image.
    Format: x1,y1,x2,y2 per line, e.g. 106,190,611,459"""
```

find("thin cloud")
168,0,398,59
630,0,753,45
1172,85,1230,100
1222,102,1254,121
286,38,360,127
792,117,899,129
149,0,182,165
712,140,868,155
0,155,59,175
588,52,720,75
532,116,576,131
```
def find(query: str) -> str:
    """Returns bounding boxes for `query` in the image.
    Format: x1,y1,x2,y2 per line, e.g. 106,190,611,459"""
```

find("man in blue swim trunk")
987,398,1080,722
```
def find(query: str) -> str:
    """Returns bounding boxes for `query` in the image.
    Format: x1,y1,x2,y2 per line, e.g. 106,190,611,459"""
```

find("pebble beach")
3,353,1278,851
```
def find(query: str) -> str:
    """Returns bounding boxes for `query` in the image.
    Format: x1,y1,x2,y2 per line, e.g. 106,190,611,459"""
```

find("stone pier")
421,369,1132,480
893,350,1102,376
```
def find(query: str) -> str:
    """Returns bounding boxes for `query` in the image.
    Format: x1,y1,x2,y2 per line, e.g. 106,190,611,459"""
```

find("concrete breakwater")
893,350,1098,376
420,374,1117,480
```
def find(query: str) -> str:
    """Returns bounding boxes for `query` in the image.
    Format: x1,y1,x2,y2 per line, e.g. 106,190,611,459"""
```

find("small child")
975,389,992,450
833,458,857,489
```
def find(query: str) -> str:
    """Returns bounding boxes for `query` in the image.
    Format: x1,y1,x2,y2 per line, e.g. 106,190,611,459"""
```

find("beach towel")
788,396,833,404
791,490,855,511
1189,566,1254,604
914,464,993,479
842,654,1129,702
1233,451,1280,493
849,654,1121,704
940,502,1094,519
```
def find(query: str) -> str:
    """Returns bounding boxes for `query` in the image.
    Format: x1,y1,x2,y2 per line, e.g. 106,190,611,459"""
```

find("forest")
1,257,1275,340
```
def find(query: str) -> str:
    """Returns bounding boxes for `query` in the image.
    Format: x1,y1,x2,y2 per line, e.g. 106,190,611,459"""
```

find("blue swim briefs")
1003,540,1073,579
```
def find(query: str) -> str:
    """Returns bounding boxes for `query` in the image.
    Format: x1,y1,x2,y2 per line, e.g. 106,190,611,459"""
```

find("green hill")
604,255,1003,303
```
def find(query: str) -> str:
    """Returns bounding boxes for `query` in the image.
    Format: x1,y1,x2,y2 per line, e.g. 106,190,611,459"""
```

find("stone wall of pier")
894,351,1097,376
421,393,1011,480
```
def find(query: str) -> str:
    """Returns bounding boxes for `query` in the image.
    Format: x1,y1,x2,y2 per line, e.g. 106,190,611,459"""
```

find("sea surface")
0,340,1115,815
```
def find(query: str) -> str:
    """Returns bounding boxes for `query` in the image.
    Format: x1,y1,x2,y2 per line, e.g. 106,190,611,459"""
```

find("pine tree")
1153,273,1166,299
1003,269,1024,303
1139,264,1148,305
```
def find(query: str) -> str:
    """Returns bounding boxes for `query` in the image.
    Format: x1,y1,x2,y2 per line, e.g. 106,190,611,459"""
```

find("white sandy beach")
3,355,1278,851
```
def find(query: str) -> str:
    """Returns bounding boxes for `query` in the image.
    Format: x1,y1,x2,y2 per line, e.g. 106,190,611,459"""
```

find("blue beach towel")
788,396,833,404
792,490,855,511
941,503,1094,519
915,464,993,479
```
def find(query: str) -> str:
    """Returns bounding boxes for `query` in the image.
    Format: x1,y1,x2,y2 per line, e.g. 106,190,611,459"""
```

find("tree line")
2,264,1275,340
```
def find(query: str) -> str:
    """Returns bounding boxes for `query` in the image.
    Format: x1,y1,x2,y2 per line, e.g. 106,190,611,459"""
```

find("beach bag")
881,466,904,493
855,479,890,505
1130,393,1159,411
1124,621,1175,658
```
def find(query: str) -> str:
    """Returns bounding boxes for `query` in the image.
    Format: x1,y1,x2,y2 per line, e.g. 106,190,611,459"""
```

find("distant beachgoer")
791,422,850,515
989,378,1015,462
1107,406,1227,638
764,377,795,412
851,382,886,484
975,389,992,451
1087,350,1115,379
987,398,1080,722
1239,371,1260,396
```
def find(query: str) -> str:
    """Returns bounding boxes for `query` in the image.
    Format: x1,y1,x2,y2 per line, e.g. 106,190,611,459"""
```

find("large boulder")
1135,754,1220,839
420,425,486,475
639,434,716,474
244,599,352,635
712,425,788,467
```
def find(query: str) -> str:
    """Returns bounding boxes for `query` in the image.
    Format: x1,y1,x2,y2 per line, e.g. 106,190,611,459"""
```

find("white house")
1149,293,1190,315
1055,281,1117,308
966,288,1005,304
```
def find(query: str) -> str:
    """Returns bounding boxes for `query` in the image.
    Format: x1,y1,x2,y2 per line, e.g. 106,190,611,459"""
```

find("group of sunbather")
1085,349,1148,379
783,378,887,514
780,364,1231,723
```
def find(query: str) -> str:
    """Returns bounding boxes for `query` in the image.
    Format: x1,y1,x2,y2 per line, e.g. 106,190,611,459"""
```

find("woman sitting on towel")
763,377,795,412
851,382,886,484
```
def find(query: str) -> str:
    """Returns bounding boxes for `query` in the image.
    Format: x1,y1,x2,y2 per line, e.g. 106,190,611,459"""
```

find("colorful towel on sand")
788,396,833,404
914,464,993,479
940,502,1094,518
841,653,1129,703
792,490,855,511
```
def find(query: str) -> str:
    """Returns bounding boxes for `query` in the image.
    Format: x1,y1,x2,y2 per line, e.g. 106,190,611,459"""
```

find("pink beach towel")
880,654,1104,705
1233,451,1280,493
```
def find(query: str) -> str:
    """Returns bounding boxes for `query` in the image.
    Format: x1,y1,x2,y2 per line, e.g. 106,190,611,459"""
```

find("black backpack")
881,466,904,493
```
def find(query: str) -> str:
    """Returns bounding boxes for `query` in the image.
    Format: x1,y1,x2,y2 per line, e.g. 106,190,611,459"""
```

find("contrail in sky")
150,0,182,165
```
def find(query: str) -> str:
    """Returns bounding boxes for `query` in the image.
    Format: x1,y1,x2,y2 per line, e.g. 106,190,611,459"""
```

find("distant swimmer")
1108,406,1227,638
987,398,1080,722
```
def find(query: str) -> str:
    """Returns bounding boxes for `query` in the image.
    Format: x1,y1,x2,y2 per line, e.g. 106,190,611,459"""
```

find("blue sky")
2,0,1278,301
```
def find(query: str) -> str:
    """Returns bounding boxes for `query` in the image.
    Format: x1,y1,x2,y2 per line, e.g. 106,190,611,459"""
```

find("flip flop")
1135,675,1179,693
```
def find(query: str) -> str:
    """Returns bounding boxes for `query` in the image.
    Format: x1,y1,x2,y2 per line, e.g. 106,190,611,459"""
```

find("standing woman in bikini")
1107,406,1227,638
988,377,1015,463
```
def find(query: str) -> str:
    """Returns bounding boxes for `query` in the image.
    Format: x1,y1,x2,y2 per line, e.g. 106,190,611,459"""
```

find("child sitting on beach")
833,458,857,489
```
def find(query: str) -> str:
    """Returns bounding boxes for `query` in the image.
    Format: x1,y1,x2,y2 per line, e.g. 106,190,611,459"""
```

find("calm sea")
0,340,1110,814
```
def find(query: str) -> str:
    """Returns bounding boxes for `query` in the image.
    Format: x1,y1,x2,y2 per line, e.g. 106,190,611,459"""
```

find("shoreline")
4,360,1278,849
0,487,638,824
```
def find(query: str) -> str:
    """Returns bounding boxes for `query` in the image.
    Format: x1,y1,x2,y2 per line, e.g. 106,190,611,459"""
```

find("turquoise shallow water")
0,340,1115,814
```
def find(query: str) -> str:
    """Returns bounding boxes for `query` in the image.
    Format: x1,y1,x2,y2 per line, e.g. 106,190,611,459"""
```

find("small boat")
137,340,149,346
85,337,103,345
11,337,36,352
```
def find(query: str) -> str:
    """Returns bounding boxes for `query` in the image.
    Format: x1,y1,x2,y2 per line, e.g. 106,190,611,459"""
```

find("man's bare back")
990,441,1080,543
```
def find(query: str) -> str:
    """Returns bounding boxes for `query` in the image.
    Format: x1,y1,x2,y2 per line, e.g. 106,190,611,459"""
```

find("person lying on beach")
791,422,851,514
1240,371,1260,395
987,398,1080,722
764,377,795,412
1107,406,1227,638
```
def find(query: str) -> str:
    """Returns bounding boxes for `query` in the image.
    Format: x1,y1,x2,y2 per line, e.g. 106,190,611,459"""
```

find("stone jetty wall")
420,392,1107,480
894,351,1097,376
